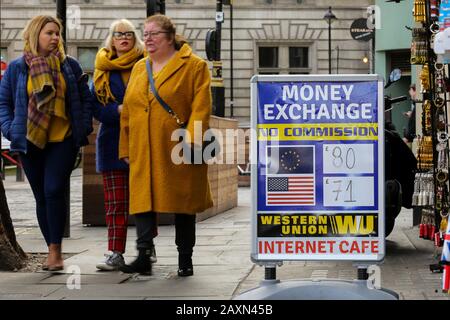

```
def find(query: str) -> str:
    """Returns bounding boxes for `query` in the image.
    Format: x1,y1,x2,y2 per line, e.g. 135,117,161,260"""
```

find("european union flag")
267,146,314,175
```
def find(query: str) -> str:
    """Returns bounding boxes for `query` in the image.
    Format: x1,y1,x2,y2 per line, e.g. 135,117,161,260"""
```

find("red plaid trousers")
102,170,129,253
102,170,158,253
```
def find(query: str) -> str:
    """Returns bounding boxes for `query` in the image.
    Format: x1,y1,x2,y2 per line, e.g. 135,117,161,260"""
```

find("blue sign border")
250,75,385,263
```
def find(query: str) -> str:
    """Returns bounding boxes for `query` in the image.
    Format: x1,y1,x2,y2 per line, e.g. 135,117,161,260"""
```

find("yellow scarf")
24,42,67,149
93,47,145,105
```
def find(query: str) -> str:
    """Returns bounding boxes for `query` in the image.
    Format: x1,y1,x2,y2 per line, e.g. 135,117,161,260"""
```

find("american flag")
266,145,315,206
266,176,315,205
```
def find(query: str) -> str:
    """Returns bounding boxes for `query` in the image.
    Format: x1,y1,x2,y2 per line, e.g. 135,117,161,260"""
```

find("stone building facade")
1,0,373,124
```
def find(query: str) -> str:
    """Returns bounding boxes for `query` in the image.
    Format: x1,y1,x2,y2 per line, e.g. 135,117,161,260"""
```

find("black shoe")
120,249,152,275
177,252,193,277
177,267,194,277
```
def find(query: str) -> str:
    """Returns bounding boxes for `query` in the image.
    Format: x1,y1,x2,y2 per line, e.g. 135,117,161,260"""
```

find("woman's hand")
118,104,123,114
122,157,129,164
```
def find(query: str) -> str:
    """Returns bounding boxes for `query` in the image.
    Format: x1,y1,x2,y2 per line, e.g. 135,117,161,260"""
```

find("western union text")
259,214,376,236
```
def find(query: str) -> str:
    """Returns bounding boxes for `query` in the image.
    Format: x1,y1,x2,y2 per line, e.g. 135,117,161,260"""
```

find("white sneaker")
96,252,125,271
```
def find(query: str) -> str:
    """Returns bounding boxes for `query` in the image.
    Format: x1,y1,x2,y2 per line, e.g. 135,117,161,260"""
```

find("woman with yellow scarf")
91,19,156,271
0,15,94,272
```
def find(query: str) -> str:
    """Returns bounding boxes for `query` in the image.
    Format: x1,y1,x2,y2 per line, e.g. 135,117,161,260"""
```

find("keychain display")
413,173,435,206
423,100,433,135
420,65,431,92
417,135,434,169
431,0,440,19
437,133,449,174
420,208,437,239
412,28,429,64
435,62,446,93
412,1,450,291
437,212,449,247
414,0,427,22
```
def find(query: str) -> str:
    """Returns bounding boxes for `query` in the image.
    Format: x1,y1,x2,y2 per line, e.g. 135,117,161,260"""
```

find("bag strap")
146,58,185,127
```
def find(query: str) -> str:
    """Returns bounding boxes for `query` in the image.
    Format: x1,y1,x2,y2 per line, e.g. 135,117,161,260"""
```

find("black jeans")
135,213,196,267
19,137,79,245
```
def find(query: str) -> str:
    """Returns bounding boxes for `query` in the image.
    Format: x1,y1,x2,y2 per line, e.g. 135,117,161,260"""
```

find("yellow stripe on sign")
257,123,378,141
330,216,337,234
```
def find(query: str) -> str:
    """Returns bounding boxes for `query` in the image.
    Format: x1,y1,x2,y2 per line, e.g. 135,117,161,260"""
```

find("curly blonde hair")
104,19,144,54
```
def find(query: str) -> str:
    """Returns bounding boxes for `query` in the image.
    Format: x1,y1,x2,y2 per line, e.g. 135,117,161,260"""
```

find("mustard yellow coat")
119,44,213,215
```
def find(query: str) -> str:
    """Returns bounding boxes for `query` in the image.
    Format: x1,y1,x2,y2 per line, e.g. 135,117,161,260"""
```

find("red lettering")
327,240,336,253
285,241,293,254
339,240,349,253
306,241,316,253
275,241,284,253
295,241,304,254
361,240,370,253
264,241,274,254
371,240,379,253
350,241,360,253
318,241,326,253
260,240,377,256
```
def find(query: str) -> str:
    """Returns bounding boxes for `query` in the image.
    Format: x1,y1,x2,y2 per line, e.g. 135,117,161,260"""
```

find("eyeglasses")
143,31,169,39
113,31,135,40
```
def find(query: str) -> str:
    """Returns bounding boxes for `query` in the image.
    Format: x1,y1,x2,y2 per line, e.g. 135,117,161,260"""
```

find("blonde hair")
105,19,144,54
145,14,187,50
22,15,65,57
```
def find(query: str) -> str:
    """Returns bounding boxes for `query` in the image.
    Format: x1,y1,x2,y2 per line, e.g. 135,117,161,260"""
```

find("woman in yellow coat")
119,14,213,276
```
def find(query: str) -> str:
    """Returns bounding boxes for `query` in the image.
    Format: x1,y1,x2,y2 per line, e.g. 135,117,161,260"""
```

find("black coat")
385,128,417,209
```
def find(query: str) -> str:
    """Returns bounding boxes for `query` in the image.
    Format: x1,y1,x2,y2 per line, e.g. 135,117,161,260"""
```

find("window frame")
256,41,315,75
0,45,10,64
73,45,99,84
77,46,98,74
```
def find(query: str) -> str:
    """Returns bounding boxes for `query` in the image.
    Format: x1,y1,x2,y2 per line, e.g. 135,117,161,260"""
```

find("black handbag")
145,59,220,163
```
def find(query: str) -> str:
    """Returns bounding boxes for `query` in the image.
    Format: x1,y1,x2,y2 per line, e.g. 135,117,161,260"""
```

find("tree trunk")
0,178,27,270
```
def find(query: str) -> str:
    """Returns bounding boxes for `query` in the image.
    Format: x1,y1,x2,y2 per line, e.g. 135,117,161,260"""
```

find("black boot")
177,253,193,277
120,249,152,275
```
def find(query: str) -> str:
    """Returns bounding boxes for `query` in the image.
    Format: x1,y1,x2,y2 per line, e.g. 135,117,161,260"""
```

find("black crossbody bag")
145,59,220,163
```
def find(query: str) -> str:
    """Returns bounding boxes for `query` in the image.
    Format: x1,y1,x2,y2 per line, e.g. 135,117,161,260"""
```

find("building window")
289,47,308,68
77,47,97,82
258,45,311,74
0,47,8,63
259,47,278,68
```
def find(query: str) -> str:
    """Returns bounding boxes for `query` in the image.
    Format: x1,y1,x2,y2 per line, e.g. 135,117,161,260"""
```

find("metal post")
57,0,70,238
56,0,66,49
265,266,276,280
15,164,24,182
372,28,376,74
229,1,234,118
211,0,225,117
147,0,153,17
357,267,369,280
336,45,340,74
328,23,332,74
323,7,336,74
